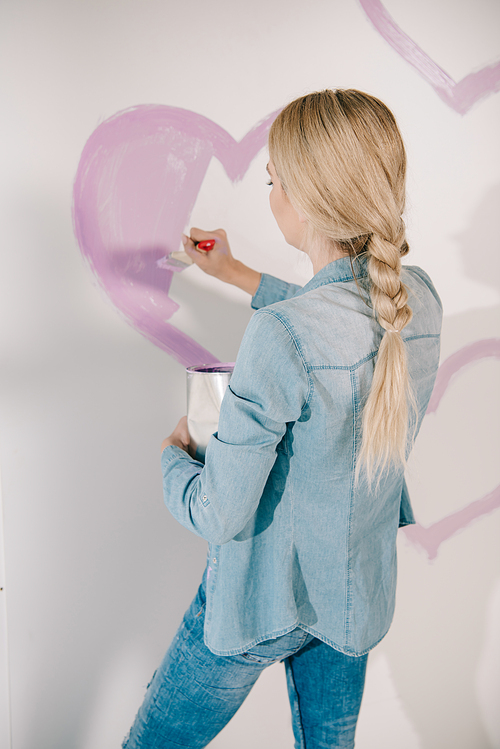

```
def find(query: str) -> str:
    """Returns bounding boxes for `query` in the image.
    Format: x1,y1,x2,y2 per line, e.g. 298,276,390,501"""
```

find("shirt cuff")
398,478,416,527
161,444,201,468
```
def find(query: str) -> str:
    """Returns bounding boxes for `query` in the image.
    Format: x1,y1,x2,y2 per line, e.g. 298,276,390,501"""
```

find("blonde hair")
268,89,415,480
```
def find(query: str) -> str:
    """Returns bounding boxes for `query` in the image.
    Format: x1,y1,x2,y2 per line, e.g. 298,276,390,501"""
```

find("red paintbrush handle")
196,239,215,251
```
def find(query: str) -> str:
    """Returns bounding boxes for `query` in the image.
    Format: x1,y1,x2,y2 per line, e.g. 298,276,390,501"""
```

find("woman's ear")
298,213,307,224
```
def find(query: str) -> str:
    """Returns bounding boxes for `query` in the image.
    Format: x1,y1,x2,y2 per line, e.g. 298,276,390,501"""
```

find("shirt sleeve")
161,309,310,544
251,273,302,310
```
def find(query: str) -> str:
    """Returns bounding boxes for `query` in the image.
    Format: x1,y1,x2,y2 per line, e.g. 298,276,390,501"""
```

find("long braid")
357,232,415,480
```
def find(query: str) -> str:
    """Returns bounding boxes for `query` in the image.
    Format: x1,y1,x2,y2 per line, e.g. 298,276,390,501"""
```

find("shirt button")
213,558,217,563
203,494,207,501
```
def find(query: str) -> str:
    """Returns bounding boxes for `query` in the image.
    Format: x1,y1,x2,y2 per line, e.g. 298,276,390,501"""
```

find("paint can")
186,363,235,461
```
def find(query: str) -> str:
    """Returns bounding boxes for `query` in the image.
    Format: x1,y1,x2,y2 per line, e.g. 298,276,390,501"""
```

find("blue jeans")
123,577,368,748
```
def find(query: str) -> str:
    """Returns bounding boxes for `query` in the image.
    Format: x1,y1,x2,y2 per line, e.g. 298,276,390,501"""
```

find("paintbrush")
157,239,215,272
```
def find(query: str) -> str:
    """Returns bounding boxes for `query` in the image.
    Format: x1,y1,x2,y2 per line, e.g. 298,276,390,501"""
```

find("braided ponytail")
358,234,416,480
269,89,416,480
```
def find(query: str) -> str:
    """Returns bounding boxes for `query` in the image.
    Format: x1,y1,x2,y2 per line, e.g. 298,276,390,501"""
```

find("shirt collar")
298,253,369,295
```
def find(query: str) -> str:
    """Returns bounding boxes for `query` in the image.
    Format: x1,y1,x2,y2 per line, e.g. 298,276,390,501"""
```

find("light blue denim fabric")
123,571,368,749
161,255,442,656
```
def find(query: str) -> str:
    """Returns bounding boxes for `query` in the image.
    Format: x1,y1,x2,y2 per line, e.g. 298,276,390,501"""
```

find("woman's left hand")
161,416,191,454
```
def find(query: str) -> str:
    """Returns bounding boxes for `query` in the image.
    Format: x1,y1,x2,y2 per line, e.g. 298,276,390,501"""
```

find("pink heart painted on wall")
73,105,279,366
360,0,500,114
404,339,500,559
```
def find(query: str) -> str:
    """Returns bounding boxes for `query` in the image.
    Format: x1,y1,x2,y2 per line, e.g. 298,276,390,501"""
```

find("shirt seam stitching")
304,333,440,372
256,308,314,409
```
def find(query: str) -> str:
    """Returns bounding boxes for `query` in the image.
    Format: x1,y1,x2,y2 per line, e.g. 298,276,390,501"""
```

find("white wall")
0,1,499,747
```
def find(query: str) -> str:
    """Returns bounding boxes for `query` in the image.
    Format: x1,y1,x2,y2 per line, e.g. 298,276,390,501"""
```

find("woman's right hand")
182,228,261,296
183,228,237,284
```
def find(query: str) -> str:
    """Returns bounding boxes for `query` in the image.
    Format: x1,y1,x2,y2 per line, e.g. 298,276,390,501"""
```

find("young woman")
123,89,442,748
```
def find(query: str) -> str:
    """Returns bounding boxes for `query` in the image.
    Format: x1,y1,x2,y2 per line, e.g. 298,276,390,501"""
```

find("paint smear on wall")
405,339,500,559
73,105,278,366
359,0,500,114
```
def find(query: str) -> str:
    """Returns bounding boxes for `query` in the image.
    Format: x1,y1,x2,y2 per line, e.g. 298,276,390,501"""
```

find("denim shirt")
161,256,442,656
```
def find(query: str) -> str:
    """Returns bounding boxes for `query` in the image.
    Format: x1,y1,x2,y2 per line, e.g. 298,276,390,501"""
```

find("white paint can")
186,363,235,460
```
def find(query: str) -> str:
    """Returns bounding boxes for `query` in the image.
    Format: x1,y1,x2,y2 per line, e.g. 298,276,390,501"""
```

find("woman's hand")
183,228,236,283
183,228,261,296
161,416,191,454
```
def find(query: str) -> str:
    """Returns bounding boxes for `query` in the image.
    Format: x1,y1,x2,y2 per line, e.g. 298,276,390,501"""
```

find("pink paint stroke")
404,339,500,560
404,485,500,562
360,0,500,114
427,338,500,414
73,105,279,366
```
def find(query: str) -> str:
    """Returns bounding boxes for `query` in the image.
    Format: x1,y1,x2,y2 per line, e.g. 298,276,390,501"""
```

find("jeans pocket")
238,630,313,666
240,651,279,665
